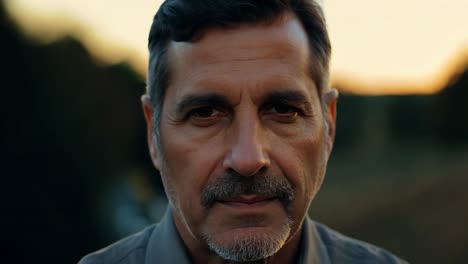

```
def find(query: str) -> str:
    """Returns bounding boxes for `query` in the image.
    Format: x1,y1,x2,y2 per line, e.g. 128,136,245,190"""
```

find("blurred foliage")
2,2,467,263
1,3,156,262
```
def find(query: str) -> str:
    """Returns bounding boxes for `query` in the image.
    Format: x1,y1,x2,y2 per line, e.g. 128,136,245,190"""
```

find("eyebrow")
175,90,313,115
262,90,313,112
176,93,231,114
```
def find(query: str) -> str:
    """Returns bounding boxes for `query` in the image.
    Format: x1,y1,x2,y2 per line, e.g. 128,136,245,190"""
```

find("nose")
223,117,270,177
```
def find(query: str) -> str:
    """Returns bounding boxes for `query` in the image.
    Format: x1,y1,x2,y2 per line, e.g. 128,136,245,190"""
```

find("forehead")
166,14,314,100
171,14,309,60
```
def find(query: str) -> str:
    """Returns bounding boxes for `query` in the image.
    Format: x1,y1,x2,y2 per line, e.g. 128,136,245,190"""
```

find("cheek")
272,129,326,202
159,130,226,212
302,135,327,196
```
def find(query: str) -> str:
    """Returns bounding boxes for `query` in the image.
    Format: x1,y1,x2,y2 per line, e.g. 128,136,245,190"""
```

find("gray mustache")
200,171,294,208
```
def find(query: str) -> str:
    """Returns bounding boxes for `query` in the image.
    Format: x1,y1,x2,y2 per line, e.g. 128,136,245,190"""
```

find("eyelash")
265,103,305,116
186,106,224,119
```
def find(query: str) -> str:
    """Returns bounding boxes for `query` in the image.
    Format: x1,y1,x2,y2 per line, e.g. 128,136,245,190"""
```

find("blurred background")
1,0,467,263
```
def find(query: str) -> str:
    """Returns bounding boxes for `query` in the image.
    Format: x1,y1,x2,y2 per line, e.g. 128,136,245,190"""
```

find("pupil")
275,104,289,114
197,107,213,117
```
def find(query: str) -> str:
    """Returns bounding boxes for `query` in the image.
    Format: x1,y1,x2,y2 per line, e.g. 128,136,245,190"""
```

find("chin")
202,221,292,262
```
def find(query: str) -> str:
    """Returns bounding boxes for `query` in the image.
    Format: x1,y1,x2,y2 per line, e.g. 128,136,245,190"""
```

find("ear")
322,88,338,157
141,94,161,170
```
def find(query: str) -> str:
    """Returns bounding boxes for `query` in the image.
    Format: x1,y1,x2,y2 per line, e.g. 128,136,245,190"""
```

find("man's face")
143,14,336,262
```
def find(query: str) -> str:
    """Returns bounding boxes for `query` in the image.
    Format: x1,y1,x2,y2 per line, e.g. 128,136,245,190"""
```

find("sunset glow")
5,0,467,94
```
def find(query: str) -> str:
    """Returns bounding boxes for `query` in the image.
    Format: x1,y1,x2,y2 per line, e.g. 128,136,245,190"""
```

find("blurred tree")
435,67,468,144
1,2,156,263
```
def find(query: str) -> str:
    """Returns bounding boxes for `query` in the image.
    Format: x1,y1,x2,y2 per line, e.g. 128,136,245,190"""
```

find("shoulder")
313,221,408,264
78,224,157,264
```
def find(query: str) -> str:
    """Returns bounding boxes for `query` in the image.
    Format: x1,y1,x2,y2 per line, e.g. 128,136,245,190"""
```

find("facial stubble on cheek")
152,127,181,216
315,121,331,195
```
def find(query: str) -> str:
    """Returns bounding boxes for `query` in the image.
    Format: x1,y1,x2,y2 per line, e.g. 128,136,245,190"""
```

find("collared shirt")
79,210,408,264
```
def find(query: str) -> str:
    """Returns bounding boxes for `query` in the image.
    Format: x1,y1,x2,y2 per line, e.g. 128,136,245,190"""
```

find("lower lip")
218,198,278,210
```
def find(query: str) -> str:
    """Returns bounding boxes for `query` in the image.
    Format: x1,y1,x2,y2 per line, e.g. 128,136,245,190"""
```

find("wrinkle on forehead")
168,13,310,69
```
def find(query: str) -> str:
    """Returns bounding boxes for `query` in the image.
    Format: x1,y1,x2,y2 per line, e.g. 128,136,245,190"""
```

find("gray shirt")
79,210,408,263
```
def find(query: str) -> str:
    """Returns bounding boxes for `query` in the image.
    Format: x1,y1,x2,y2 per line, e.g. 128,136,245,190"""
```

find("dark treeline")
333,71,468,150
1,3,467,263
1,3,153,262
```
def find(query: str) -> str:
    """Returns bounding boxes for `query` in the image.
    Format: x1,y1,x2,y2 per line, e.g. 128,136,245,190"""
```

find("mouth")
218,194,277,207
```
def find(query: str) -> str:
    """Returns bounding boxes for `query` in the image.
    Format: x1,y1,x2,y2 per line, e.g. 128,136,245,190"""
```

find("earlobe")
141,95,161,170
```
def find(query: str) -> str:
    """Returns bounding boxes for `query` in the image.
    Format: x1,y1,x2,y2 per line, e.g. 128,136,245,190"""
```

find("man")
80,0,407,263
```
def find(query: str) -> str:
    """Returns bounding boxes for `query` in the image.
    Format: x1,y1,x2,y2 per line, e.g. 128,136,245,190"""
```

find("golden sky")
5,0,467,94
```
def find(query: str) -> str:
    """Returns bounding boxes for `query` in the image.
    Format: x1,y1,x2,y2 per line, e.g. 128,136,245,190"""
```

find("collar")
145,209,327,264
145,209,191,264
298,216,331,264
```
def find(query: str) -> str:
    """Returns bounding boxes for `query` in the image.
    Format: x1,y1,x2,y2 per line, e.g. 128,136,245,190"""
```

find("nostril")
257,166,268,175
226,166,268,178
226,157,269,177
227,145,270,174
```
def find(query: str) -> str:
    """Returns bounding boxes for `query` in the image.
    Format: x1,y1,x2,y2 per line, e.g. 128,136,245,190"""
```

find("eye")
186,106,227,126
190,106,217,118
264,103,302,123
271,104,298,114
267,103,302,115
